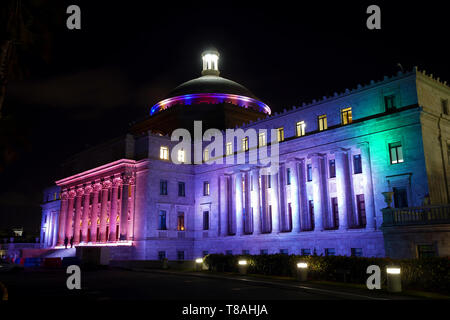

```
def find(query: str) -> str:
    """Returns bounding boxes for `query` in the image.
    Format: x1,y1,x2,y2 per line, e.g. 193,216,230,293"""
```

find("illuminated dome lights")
150,49,271,116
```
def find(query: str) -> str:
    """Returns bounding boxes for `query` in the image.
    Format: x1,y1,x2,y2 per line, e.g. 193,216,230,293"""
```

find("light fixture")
195,258,203,264
238,260,247,265
297,262,308,269
386,267,401,274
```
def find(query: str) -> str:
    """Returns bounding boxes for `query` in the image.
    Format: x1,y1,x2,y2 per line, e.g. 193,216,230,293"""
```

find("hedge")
203,254,450,294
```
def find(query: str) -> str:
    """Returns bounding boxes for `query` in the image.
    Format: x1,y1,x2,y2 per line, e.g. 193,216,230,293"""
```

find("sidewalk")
129,268,436,300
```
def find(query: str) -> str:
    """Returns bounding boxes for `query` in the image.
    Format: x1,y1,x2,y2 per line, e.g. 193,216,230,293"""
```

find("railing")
382,204,450,226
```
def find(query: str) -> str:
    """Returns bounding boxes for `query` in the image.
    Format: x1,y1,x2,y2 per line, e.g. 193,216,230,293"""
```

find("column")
119,175,131,240
219,175,228,236
81,185,92,242
271,171,280,233
296,159,308,231
358,142,376,229
109,177,121,241
73,187,84,244
127,177,135,239
99,179,111,242
260,173,268,233
309,153,324,231
90,182,102,243
288,160,300,232
228,174,236,235
333,148,350,229
243,171,251,234
278,163,287,232
251,168,262,235
57,191,68,245
235,172,244,236
65,189,76,241
51,212,58,247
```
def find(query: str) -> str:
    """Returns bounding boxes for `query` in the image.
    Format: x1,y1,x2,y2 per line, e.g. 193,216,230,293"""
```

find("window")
287,203,293,231
178,149,185,163
296,121,306,137
307,164,312,181
309,200,314,230
203,148,209,162
442,99,449,115
286,168,291,185
267,175,271,188
242,137,249,151
384,95,395,111
318,115,327,131
158,210,167,230
258,132,266,147
331,197,339,229
325,248,336,256
160,180,168,195
158,251,166,260
393,187,408,208
280,249,288,255
177,212,185,231
301,249,311,256
277,127,284,142
203,181,210,196
260,249,268,255
202,250,209,256
353,154,362,174
351,248,363,257
356,194,366,227
389,142,404,164
341,107,352,125
417,244,436,258
226,142,233,156
329,159,336,178
242,250,250,255
178,182,185,197
177,251,185,260
203,211,209,230
225,250,233,255
160,146,169,160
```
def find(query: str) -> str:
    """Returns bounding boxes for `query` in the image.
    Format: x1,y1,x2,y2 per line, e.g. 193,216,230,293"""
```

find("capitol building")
39,49,450,261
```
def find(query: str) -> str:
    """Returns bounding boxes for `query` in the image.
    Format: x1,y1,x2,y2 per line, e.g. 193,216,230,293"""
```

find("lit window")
258,132,266,147
389,142,404,164
226,142,233,156
204,148,209,162
296,121,305,137
318,115,327,131
242,137,249,151
177,212,185,231
160,146,169,160
203,181,210,196
277,127,284,142
341,107,352,125
178,149,185,163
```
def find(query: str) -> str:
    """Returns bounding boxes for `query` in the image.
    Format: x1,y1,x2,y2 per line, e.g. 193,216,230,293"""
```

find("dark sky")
1,1,449,232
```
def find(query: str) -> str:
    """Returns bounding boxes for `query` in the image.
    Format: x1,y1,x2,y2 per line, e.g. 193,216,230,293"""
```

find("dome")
166,75,260,100
150,50,271,116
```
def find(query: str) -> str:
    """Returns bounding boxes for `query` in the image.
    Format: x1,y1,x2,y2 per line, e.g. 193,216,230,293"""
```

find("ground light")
386,266,402,292
238,259,248,274
195,258,203,271
296,262,308,282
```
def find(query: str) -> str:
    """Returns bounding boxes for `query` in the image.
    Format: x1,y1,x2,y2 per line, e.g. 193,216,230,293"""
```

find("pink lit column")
57,191,68,245
278,163,287,231
235,172,244,236
108,177,121,242
99,179,111,242
73,187,84,244
251,168,262,234
90,182,102,243
260,173,268,233
81,185,92,242
65,189,76,240
243,171,251,234
127,178,135,239
119,176,131,240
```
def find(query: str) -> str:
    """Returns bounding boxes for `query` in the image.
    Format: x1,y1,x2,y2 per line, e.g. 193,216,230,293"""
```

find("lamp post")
238,259,248,274
195,258,203,272
296,262,308,282
386,266,402,292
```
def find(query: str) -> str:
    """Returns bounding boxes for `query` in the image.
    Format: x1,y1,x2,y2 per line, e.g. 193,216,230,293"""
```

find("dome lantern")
201,49,220,76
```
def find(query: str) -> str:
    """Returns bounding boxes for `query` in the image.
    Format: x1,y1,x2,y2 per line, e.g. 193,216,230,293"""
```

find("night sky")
1,1,449,234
